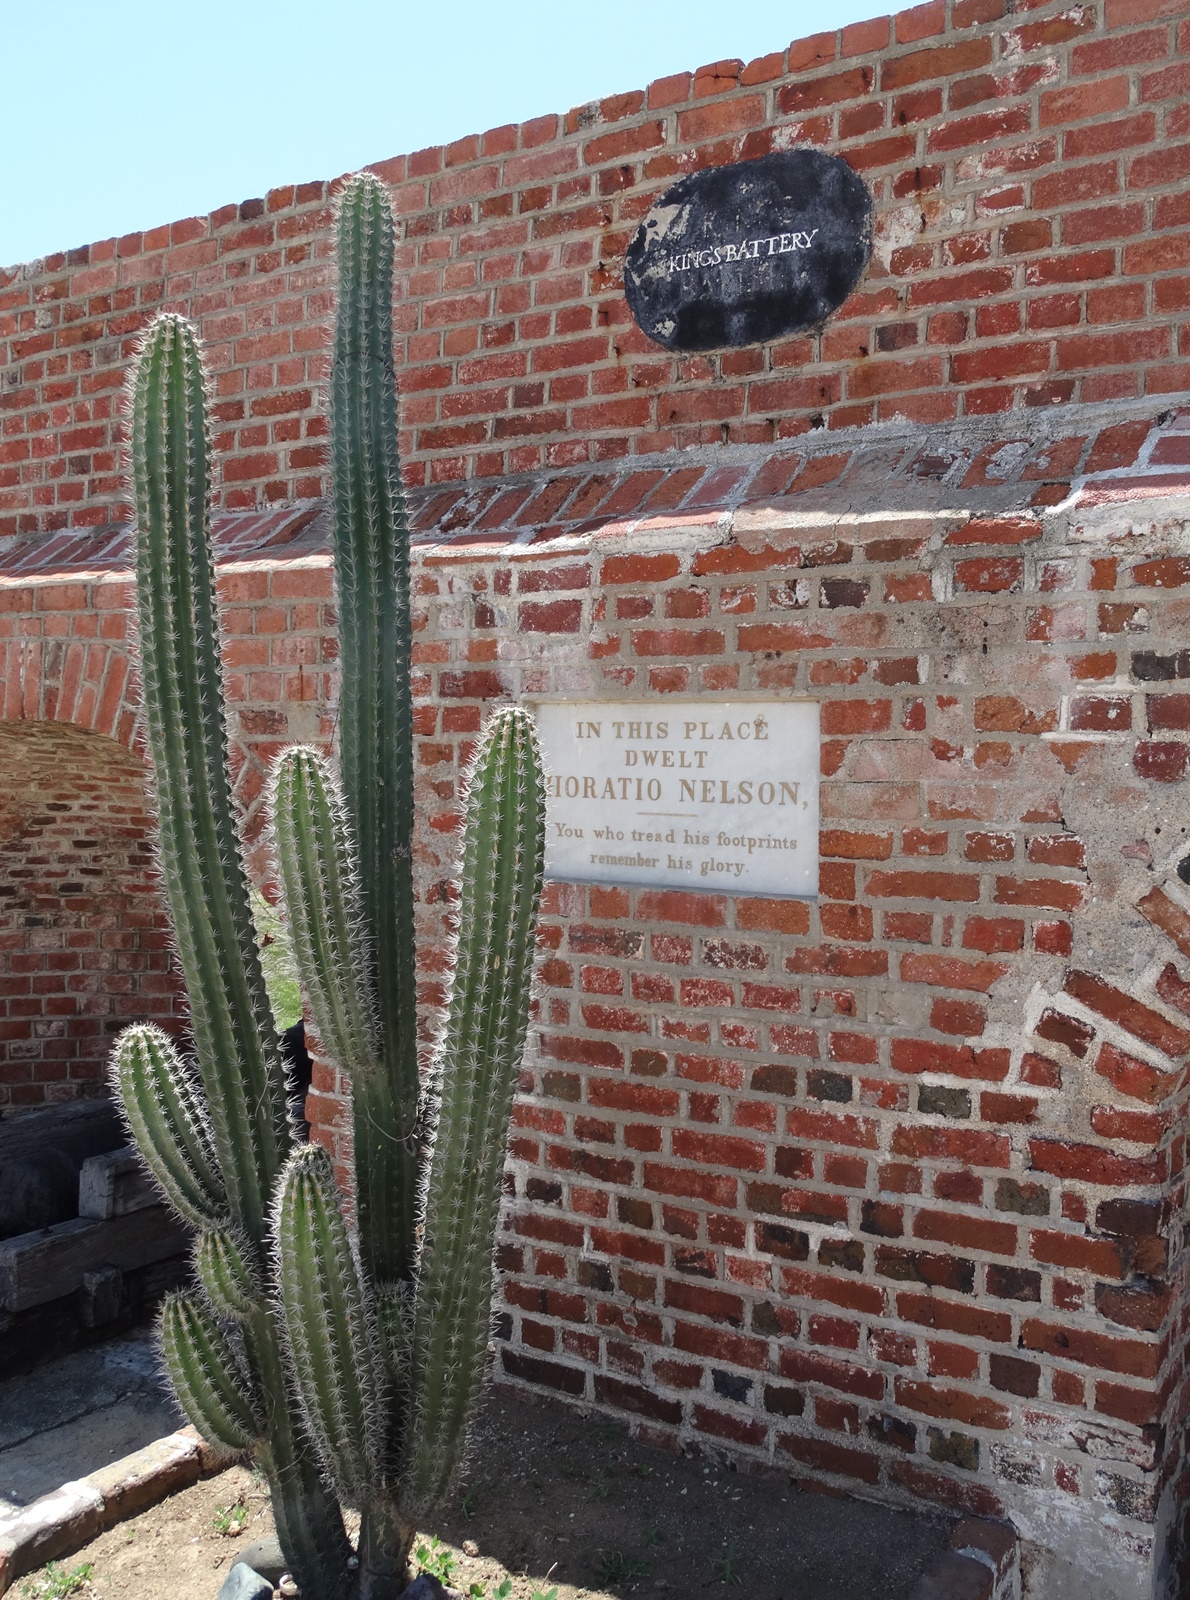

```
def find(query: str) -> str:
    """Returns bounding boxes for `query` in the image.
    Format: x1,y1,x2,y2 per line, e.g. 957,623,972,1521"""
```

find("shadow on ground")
432,1391,952,1600
10,1373,954,1600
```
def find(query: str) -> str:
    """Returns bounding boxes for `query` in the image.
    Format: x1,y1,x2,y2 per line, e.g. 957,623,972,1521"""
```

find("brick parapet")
3,0,1190,537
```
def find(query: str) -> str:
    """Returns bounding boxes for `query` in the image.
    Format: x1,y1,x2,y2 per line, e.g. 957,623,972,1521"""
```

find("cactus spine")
269,748,377,1084
113,1025,225,1227
114,171,545,1600
276,1145,387,1504
196,1225,260,1320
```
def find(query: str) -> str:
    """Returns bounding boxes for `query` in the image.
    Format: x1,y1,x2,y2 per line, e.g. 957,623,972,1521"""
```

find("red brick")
777,68,875,115
994,876,1085,913
1028,1138,1164,1188
893,1123,1008,1167
777,1432,881,1485
1020,1319,1158,1378
913,1210,1017,1255
520,598,582,633
946,556,1023,595
736,899,811,935
678,94,767,143
1094,1040,1177,1104
867,871,980,902
601,553,682,585
779,1347,885,1401
636,891,725,927
1136,886,1190,960
1064,970,1190,1057
882,38,993,90
891,1039,1010,1081
1030,1229,1125,1278
894,1378,1011,1429
1132,741,1185,782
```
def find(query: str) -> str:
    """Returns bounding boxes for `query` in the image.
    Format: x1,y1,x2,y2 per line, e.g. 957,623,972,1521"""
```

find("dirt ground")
18,1391,950,1600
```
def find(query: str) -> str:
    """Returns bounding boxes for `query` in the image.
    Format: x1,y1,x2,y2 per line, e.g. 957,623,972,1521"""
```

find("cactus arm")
400,707,545,1514
330,173,419,1283
270,747,378,1078
112,1024,225,1227
128,314,288,1242
196,1225,260,1320
275,1145,386,1506
160,1292,261,1453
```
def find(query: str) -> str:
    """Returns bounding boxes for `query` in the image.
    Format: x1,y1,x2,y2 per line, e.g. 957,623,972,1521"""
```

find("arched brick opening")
1,631,141,754
0,720,185,1109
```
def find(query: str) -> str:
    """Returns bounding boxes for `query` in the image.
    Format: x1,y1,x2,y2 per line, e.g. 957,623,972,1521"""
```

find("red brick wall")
391,498,1190,1593
3,0,1190,537
0,721,184,1107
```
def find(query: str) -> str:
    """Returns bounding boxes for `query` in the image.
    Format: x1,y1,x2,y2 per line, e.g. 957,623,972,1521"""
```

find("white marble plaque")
531,699,819,898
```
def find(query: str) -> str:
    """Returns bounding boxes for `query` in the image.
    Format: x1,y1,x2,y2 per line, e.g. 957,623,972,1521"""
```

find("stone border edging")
0,1427,232,1595
907,1518,1019,1600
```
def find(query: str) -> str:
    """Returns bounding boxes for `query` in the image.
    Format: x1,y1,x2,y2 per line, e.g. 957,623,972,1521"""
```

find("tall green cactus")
121,312,354,1600
112,171,545,1600
330,174,420,1294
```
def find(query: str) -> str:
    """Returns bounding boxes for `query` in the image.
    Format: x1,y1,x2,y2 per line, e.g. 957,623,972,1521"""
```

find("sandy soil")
17,1465,269,1600
18,1392,950,1600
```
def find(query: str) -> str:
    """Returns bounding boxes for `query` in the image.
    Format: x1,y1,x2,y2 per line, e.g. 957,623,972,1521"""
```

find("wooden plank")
0,1207,189,1312
78,1148,157,1220
0,1098,122,1166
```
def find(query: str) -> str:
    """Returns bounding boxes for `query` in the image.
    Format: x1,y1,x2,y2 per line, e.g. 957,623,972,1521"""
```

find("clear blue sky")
3,0,886,268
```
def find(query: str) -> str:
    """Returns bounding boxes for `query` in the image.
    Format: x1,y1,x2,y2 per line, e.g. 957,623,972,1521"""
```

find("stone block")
0,1479,104,1593
84,1430,200,1525
217,1563,273,1600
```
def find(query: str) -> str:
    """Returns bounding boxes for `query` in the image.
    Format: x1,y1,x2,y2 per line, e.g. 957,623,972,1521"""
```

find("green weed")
21,1564,94,1600
712,1548,742,1586
467,1577,513,1600
595,1550,650,1584
251,886,302,1029
416,1537,458,1586
210,1500,249,1536
586,1467,613,1502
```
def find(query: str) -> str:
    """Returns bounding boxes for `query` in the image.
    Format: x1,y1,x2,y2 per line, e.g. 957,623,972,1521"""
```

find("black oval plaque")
624,149,873,352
